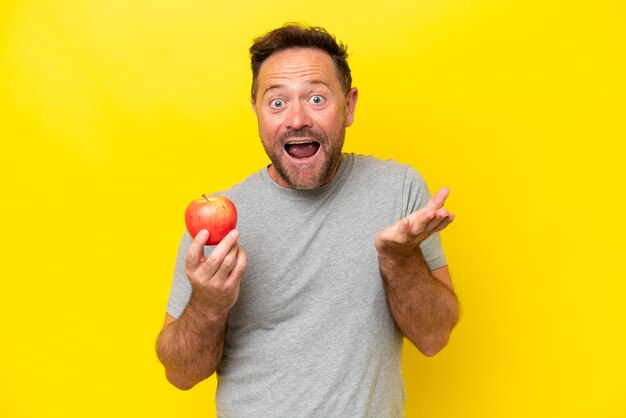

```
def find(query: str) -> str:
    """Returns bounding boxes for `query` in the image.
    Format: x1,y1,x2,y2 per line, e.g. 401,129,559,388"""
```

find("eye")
270,99,284,109
310,95,324,105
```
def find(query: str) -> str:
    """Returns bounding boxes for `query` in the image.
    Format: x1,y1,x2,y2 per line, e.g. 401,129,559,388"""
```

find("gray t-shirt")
167,153,447,417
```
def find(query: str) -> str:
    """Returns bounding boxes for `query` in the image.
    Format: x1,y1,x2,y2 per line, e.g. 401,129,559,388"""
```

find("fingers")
405,188,452,235
183,228,246,316
198,230,241,279
404,207,436,237
185,229,210,268
210,240,240,282
432,212,455,233
224,246,247,287
376,188,455,253
426,187,450,212
407,207,455,238
419,209,455,236
387,207,450,244
185,229,242,281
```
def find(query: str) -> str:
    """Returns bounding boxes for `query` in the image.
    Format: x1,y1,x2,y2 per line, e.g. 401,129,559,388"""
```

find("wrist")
377,245,422,268
378,248,430,279
187,291,230,323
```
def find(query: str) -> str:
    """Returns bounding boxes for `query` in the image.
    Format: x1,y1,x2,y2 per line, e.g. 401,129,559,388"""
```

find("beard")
260,126,345,190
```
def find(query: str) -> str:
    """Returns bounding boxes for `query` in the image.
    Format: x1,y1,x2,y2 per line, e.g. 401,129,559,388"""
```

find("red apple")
185,195,237,245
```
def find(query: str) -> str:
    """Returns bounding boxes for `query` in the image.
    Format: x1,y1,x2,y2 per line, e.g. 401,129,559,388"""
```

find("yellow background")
1,0,624,417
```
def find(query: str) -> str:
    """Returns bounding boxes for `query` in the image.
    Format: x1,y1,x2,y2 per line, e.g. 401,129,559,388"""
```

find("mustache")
279,128,326,143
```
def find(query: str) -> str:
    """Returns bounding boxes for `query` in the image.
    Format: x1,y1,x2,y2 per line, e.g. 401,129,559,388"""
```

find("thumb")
186,229,210,266
392,217,411,244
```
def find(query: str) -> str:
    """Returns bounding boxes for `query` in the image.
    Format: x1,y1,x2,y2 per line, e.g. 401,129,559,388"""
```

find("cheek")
317,104,344,126
257,114,272,131
258,117,282,141
318,113,344,133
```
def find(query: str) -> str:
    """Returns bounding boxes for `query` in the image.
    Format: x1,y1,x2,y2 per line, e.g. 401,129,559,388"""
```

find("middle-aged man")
157,23,459,417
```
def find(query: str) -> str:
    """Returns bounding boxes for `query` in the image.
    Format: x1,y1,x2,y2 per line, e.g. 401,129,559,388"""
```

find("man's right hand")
185,229,247,317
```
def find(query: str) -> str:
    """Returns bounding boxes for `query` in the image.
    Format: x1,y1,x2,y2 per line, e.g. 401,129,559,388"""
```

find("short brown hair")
249,23,352,98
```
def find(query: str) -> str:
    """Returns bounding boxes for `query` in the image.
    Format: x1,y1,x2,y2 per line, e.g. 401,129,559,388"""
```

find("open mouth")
284,141,321,159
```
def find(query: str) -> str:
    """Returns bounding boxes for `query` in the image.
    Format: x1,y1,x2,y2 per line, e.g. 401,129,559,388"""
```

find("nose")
285,101,312,130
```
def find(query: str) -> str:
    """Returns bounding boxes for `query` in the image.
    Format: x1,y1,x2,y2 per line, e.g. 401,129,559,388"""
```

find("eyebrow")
262,79,331,97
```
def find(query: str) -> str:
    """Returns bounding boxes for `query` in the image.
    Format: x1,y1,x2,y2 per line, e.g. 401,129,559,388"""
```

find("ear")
344,87,359,127
250,97,257,115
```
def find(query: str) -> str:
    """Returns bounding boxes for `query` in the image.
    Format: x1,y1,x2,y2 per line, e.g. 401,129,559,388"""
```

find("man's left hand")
375,188,455,261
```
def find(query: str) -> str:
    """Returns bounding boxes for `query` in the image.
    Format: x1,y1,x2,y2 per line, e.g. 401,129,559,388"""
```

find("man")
157,24,459,417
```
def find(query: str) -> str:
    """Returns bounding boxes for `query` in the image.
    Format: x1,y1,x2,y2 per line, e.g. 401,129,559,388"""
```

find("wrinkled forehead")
257,47,342,89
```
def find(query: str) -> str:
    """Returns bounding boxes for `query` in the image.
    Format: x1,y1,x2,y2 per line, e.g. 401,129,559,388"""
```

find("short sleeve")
166,232,193,319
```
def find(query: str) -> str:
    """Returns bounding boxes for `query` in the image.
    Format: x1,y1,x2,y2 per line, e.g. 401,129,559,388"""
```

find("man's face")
252,47,358,190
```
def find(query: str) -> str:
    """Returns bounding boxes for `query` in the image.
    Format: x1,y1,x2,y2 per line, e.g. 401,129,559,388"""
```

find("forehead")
257,47,341,90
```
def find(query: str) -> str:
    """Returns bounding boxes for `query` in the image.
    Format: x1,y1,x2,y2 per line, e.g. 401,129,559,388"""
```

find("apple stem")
202,194,210,202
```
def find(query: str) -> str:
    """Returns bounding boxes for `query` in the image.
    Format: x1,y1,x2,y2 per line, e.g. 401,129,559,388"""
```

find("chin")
284,168,327,190
281,156,341,190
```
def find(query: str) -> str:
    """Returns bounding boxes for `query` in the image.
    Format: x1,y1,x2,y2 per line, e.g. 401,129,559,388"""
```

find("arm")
375,188,458,357
156,229,247,390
